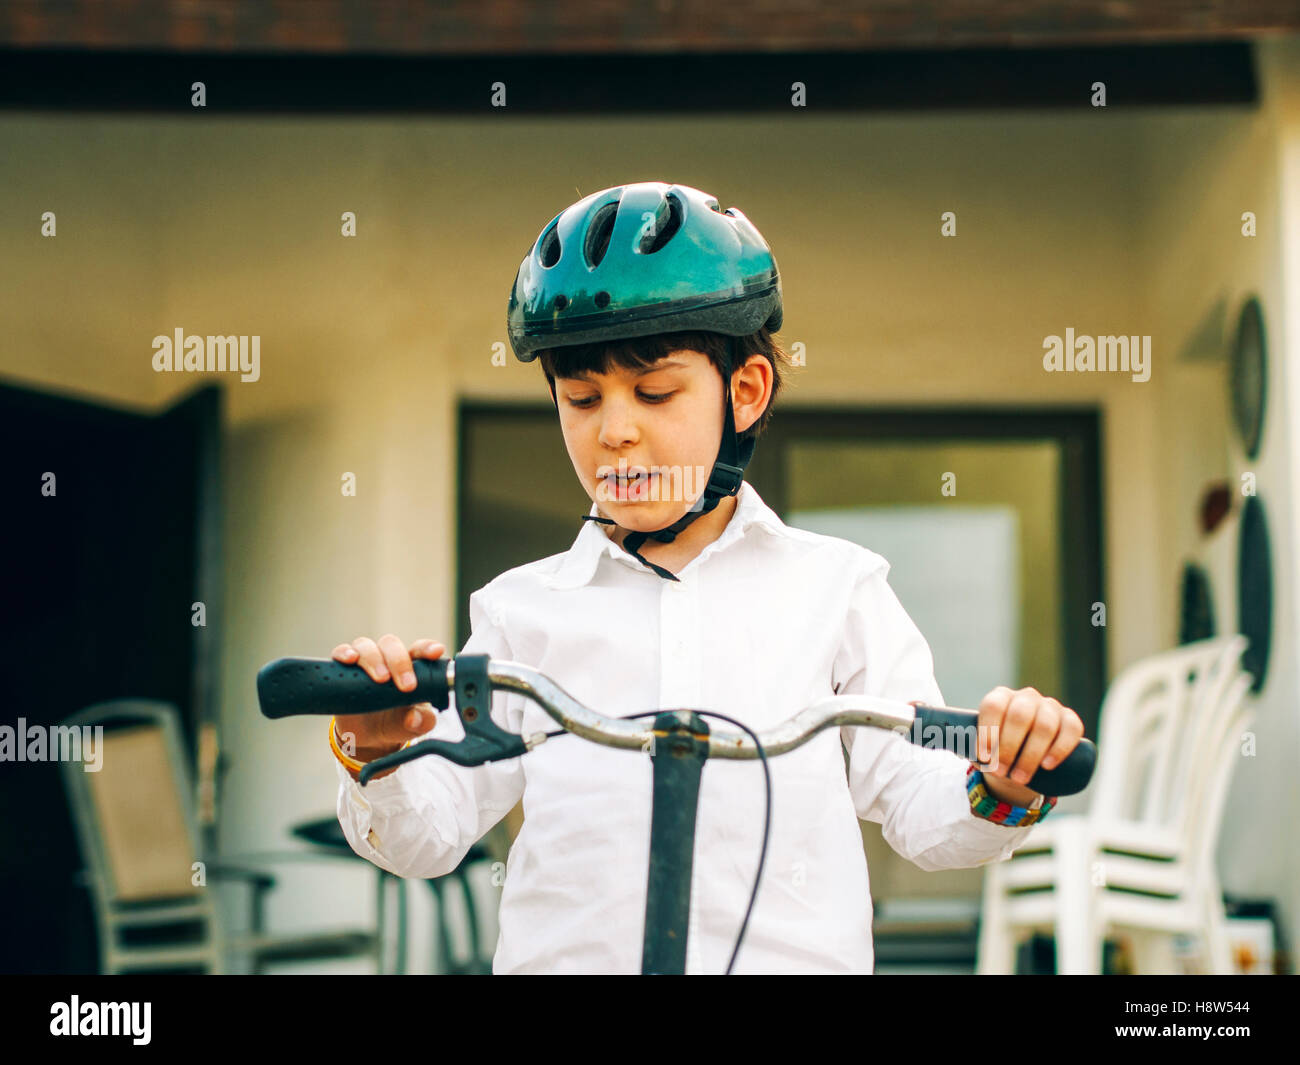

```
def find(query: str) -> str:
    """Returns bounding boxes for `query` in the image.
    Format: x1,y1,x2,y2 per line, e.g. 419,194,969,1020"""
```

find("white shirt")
336,480,1042,974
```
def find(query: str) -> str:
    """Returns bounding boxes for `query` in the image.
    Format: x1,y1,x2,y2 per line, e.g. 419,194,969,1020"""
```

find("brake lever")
359,655,529,785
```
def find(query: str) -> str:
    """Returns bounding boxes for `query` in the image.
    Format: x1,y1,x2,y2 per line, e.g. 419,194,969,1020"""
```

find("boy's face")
553,348,765,532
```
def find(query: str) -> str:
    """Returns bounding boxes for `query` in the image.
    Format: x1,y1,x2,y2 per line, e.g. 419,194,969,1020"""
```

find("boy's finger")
331,643,359,662
976,686,1014,769
410,639,446,659
351,636,389,683
402,703,437,734
1009,701,1061,784
997,689,1040,778
1041,712,1085,770
378,633,417,692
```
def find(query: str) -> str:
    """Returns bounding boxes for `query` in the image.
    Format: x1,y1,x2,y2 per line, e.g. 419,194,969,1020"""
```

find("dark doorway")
748,406,1106,737
0,382,222,974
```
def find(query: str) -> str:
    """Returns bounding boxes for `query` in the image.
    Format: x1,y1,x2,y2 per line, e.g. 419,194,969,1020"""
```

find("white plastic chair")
976,635,1253,974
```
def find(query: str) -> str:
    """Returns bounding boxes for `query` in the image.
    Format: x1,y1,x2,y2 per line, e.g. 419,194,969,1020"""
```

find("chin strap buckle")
707,461,745,497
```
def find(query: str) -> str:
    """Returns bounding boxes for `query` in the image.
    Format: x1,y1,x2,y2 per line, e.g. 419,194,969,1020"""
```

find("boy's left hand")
976,686,1085,804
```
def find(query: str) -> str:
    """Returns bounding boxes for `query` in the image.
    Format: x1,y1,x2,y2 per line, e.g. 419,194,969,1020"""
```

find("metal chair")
59,699,378,974
426,842,497,974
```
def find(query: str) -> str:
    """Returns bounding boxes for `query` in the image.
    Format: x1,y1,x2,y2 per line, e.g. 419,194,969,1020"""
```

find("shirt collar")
545,480,785,590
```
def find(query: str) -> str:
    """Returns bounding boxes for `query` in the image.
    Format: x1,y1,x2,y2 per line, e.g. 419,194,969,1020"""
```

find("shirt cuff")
335,755,416,862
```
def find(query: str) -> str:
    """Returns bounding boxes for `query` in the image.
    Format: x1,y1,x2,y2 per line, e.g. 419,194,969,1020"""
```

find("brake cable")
541,709,772,975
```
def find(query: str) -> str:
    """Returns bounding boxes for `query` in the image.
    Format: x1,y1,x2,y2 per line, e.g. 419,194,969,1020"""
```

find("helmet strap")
579,336,755,582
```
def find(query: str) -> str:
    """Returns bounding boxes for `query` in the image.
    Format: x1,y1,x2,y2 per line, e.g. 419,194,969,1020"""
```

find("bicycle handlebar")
258,654,1097,795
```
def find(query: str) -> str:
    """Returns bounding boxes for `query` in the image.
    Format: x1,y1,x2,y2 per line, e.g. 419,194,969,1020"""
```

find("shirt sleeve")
834,553,1039,871
334,586,526,879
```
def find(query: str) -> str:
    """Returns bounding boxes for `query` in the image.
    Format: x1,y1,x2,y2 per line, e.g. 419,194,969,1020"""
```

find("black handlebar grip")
911,704,1097,797
257,656,452,720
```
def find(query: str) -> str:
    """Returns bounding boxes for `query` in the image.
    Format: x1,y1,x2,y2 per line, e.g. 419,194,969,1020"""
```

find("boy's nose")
597,401,640,448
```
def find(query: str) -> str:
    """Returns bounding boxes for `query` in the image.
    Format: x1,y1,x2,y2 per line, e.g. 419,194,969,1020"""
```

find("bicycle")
258,653,1097,974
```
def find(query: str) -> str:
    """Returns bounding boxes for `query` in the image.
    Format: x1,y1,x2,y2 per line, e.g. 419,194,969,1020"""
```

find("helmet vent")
584,201,619,268
640,192,684,254
539,224,562,268
553,294,569,311
594,291,611,308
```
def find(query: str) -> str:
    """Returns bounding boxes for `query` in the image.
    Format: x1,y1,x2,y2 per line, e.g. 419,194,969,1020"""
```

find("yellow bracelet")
329,716,418,773
328,717,367,771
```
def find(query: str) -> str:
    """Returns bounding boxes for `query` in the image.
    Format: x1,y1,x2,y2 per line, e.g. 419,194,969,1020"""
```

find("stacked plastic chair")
976,635,1253,974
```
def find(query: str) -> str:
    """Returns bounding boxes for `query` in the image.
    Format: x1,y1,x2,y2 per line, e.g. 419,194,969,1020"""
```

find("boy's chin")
596,499,691,529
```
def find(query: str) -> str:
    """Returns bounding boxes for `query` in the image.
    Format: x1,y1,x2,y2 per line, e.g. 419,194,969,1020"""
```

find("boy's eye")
566,390,675,408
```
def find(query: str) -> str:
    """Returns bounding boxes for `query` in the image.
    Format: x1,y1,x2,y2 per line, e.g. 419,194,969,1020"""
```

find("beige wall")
1134,37,1300,955
3,41,1298,961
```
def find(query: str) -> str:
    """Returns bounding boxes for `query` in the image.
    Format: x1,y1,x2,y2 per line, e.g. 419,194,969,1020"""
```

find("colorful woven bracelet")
966,763,1057,827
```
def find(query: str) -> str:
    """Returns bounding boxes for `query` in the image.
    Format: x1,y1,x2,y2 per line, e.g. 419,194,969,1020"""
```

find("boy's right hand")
330,635,446,777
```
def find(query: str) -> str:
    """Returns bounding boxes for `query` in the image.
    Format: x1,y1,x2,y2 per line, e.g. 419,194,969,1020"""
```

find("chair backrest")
59,700,204,905
1186,691,1254,886
1089,636,1250,843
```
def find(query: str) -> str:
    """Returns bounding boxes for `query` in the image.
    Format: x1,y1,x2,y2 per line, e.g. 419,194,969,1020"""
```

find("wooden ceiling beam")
1,1,1298,55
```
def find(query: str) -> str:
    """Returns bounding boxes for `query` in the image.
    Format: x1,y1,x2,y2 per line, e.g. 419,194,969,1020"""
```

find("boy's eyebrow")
563,359,688,383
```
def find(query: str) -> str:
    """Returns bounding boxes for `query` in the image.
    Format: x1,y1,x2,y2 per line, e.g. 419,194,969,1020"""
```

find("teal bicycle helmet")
507,182,783,581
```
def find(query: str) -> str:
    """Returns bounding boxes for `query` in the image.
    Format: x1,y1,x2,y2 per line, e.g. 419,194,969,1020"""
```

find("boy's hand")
975,686,1085,805
330,635,445,779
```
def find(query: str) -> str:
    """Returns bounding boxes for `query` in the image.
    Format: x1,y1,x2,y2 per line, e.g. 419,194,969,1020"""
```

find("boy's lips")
601,468,660,499
599,463,656,480
602,469,656,481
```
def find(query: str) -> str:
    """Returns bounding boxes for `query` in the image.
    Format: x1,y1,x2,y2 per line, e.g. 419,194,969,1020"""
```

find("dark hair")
536,326,789,441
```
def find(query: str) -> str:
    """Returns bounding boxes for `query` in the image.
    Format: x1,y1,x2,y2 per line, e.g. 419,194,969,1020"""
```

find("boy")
330,182,1085,974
